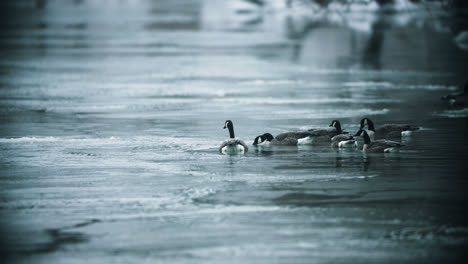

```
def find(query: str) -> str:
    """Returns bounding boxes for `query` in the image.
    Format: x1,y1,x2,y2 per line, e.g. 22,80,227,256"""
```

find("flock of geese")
219,83,468,154
218,83,468,155
220,118,419,155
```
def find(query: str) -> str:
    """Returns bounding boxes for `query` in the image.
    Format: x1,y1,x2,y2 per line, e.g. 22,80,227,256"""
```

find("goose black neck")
335,122,342,133
253,136,260,145
227,124,235,139
362,130,371,145
367,119,375,131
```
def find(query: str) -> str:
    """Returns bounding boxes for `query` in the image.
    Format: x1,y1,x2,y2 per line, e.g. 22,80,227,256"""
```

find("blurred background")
1,0,468,263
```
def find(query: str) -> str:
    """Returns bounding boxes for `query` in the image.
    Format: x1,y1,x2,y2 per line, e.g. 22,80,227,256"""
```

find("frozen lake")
1,0,468,263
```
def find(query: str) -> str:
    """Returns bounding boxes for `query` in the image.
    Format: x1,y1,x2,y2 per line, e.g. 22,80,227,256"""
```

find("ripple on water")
267,108,390,120
213,98,399,105
434,108,468,118
344,82,457,91
0,136,120,144
385,225,468,245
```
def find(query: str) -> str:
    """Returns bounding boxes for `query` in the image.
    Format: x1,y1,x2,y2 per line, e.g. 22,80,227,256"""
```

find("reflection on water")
1,0,468,263
362,17,386,69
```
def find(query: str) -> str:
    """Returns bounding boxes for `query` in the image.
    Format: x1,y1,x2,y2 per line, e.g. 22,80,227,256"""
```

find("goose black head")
224,120,235,138
223,120,232,129
329,120,342,133
360,117,375,131
253,133,274,145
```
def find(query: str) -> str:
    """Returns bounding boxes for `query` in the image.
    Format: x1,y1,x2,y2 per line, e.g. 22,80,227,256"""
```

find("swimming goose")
308,119,344,136
219,120,249,154
305,120,348,145
331,134,358,148
252,132,301,146
253,120,347,146
357,117,419,140
356,129,403,153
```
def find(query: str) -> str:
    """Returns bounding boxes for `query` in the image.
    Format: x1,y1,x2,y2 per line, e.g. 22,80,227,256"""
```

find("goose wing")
366,143,403,153
271,137,297,146
236,139,249,152
375,124,418,139
377,124,419,133
371,139,403,149
219,139,249,152
308,127,340,137
331,134,354,143
219,140,230,152
275,131,312,141
311,135,332,145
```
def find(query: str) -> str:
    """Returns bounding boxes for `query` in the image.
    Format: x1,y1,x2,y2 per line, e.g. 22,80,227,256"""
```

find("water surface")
1,0,468,263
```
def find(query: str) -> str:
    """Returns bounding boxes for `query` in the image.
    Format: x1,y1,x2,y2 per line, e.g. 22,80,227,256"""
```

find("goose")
331,134,358,148
253,120,348,146
441,83,467,108
252,132,306,146
304,120,348,145
356,129,403,153
219,120,249,154
357,117,419,140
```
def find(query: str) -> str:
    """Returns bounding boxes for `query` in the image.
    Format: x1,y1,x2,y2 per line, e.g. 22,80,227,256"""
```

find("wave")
238,80,332,87
102,205,283,220
386,225,468,244
0,135,219,152
0,136,120,144
264,108,390,121
344,82,457,91
213,97,399,105
434,108,468,118
317,174,379,182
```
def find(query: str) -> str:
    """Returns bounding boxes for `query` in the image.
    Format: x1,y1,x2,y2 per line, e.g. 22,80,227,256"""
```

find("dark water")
1,0,468,263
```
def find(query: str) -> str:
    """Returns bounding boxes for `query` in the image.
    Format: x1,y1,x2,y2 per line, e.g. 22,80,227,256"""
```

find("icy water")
1,0,468,263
